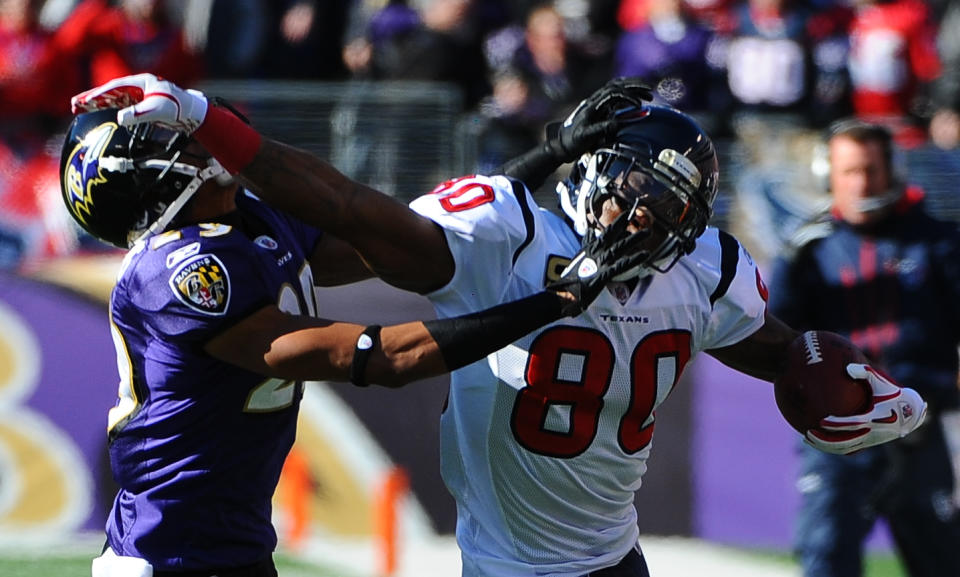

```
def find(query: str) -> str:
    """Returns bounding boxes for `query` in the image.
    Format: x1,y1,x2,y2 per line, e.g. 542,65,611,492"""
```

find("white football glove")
71,73,208,134
805,363,928,455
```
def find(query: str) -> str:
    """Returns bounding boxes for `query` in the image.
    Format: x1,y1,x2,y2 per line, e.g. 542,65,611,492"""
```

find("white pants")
91,548,153,577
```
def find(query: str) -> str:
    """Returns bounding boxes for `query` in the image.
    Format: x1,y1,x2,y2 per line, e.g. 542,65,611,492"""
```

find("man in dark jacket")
768,119,960,577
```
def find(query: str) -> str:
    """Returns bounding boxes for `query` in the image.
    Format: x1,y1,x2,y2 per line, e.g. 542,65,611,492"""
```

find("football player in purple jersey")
72,74,928,577
59,105,643,577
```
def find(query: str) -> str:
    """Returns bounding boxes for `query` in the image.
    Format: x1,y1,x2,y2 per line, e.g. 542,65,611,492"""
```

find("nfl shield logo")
169,254,231,315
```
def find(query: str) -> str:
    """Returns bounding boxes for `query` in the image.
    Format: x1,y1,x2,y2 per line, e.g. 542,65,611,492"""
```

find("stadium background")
4,78,960,576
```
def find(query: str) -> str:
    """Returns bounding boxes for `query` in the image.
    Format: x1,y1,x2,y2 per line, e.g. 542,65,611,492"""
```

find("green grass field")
0,551,357,577
0,531,909,577
858,556,907,577
0,549,907,577
752,549,906,577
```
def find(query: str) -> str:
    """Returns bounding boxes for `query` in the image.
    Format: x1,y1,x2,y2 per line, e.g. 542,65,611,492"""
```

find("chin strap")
130,158,228,245
559,153,599,237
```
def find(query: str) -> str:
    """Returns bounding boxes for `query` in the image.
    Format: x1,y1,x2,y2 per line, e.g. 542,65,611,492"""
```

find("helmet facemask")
572,144,710,280
124,124,227,246
556,105,718,281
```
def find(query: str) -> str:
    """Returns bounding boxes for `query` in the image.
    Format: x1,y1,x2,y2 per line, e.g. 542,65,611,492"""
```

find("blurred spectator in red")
0,0,79,148
618,0,652,30
0,0,207,270
52,0,204,88
846,0,941,147
613,0,727,132
0,138,31,268
0,0,84,270
0,134,82,269
618,0,736,32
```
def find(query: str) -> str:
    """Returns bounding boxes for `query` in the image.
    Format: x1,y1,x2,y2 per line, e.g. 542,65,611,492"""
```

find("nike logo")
134,92,180,117
872,409,898,424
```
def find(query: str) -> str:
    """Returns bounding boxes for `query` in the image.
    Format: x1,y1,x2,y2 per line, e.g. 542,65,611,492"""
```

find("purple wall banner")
692,354,893,550
0,271,118,535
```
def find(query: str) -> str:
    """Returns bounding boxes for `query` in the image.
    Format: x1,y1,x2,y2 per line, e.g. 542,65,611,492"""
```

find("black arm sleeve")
495,140,563,192
423,291,566,371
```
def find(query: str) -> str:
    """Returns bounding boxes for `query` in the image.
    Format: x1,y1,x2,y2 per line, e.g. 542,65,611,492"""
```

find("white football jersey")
410,175,768,577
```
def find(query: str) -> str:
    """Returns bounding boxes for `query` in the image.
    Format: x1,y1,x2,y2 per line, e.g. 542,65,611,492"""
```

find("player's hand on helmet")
72,73,208,133
545,77,653,162
805,364,928,455
548,199,649,317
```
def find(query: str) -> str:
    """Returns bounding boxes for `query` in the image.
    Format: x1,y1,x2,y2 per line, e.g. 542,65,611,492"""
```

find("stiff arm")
238,139,455,294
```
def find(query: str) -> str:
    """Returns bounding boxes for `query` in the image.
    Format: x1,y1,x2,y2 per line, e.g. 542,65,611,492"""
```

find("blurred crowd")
2,0,960,270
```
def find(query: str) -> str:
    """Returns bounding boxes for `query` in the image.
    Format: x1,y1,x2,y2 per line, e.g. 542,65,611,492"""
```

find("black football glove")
548,199,650,317
545,77,653,163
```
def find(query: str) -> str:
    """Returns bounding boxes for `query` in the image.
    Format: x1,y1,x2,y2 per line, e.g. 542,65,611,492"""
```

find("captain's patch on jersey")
545,254,572,284
169,253,230,315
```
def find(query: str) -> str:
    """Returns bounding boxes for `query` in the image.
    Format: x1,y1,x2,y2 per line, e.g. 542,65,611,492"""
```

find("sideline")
0,533,799,577
293,534,801,577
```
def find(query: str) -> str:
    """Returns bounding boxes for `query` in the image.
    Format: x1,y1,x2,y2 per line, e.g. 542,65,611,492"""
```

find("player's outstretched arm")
205,233,633,386
204,292,564,388
242,138,454,293
71,73,453,293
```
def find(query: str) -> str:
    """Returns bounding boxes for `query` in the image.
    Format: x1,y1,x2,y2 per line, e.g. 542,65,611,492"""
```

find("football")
774,331,872,434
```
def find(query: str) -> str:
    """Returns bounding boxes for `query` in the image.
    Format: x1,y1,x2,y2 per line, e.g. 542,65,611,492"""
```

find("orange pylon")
374,467,409,576
280,447,313,550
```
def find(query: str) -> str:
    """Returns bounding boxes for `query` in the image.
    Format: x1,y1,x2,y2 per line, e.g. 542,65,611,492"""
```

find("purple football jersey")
104,192,323,571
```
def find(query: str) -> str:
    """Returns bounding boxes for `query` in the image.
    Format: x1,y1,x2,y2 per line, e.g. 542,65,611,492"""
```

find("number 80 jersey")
410,174,768,577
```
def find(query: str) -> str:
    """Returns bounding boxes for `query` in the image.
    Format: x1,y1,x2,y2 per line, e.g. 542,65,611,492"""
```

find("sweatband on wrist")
193,105,262,174
423,292,565,371
349,325,382,387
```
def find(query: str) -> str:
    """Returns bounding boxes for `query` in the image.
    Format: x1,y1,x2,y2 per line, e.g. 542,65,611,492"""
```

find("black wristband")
349,325,382,387
423,292,565,371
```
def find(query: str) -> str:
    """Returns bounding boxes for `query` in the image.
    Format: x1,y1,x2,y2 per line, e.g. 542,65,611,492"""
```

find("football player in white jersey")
72,74,928,577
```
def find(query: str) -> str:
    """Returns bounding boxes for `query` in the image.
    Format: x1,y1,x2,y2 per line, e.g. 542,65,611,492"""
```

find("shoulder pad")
410,174,533,243
133,224,242,280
